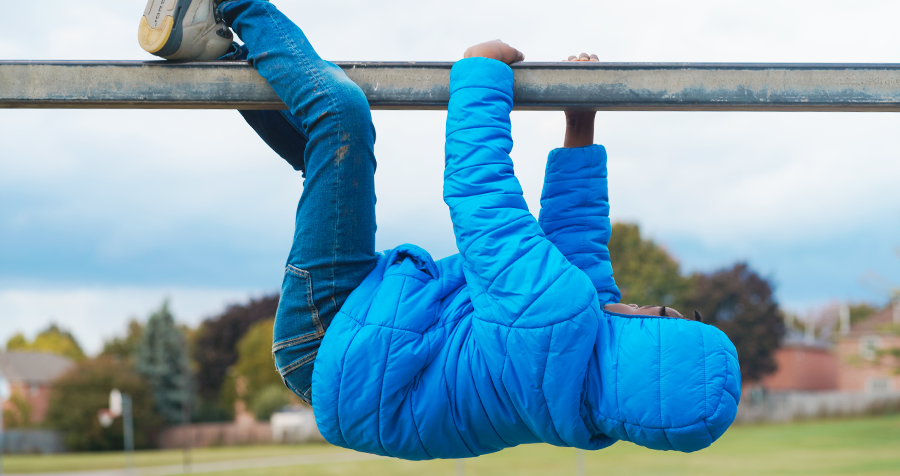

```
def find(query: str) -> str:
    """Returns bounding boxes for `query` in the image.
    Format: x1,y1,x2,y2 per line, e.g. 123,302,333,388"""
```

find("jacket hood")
588,312,741,452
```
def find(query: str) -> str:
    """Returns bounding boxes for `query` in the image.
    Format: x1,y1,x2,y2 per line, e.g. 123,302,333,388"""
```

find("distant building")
836,305,900,393
0,351,74,423
271,405,323,444
737,305,900,423
747,304,900,394
758,343,838,391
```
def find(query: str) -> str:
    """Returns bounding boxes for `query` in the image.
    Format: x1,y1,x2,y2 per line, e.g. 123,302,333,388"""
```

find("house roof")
0,351,74,385
851,305,900,334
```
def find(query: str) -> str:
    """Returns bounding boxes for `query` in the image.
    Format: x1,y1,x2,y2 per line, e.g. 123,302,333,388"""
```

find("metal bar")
4,60,900,111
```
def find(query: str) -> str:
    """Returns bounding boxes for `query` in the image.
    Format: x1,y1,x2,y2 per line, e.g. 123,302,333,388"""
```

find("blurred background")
1,0,898,475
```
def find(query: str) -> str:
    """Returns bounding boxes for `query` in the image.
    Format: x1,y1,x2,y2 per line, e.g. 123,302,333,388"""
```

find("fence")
156,421,273,449
1,430,65,454
736,390,900,423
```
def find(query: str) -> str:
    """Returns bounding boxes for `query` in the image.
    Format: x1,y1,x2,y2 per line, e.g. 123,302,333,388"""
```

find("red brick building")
835,305,900,393
749,305,900,394
0,351,74,424
758,344,838,391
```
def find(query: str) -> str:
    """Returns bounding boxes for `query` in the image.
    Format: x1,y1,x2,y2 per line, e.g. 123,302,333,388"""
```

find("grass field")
2,444,345,473
5,415,900,475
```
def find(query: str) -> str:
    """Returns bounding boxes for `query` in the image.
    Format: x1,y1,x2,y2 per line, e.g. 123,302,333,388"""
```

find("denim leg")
222,44,309,172
219,0,378,404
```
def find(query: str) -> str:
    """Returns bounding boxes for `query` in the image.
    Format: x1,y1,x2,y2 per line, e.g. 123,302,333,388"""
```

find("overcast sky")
2,0,899,354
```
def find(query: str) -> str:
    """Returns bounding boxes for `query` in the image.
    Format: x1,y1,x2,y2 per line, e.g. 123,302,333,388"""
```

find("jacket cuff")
544,144,607,182
450,57,515,97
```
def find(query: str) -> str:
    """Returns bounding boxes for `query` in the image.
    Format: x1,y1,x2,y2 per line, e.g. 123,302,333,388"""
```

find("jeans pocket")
273,265,324,404
280,351,316,405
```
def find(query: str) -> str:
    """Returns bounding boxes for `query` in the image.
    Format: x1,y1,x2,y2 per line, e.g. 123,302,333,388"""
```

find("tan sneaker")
138,0,233,60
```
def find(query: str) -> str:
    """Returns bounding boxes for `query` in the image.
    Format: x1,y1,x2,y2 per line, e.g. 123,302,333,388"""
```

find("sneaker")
138,0,233,61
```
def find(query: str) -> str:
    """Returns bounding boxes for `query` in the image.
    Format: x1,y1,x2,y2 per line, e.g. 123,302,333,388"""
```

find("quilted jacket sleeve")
444,57,596,327
538,145,621,304
443,57,606,450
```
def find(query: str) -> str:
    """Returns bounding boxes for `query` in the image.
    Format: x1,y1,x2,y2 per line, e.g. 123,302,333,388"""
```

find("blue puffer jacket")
312,57,740,460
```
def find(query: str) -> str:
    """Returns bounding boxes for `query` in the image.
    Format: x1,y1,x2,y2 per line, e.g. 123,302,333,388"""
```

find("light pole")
101,389,134,476
122,394,134,476
181,338,192,474
576,449,585,476
0,375,12,476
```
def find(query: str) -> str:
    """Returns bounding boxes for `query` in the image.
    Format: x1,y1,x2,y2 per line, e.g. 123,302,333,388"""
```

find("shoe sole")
138,0,193,56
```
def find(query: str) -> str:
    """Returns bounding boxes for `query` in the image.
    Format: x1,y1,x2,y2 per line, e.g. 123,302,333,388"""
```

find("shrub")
45,357,161,451
251,384,292,421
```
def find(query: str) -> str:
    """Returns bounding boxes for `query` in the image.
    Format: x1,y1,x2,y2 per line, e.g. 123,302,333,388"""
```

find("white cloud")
601,112,900,246
0,286,266,355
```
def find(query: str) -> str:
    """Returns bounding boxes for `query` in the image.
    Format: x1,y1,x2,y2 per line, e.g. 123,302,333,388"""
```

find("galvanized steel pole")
0,401,4,476
123,394,135,476
0,376,9,476
4,61,900,111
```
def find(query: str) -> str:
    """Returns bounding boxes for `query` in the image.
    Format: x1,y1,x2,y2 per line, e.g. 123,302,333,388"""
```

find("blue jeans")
218,0,378,404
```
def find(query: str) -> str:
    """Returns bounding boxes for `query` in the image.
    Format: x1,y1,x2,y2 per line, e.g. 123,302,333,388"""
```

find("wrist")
565,110,596,126
564,111,596,148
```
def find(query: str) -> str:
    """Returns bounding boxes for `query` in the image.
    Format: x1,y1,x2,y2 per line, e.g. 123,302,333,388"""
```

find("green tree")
192,295,278,421
231,318,283,409
134,301,190,425
2,393,33,428
876,327,900,375
6,324,86,361
608,223,690,306
872,250,900,372
250,384,292,421
45,357,160,451
5,334,27,350
680,262,785,382
864,250,900,373
848,302,879,325
100,319,144,361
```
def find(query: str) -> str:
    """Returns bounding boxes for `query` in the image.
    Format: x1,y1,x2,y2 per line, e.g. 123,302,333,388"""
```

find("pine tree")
134,300,190,424
100,319,145,362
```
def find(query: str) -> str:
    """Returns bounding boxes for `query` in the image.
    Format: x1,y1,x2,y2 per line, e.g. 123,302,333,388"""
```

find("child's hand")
566,53,599,62
464,40,525,65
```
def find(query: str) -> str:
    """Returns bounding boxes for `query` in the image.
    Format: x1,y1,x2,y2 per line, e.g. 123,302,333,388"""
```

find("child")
140,0,740,460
